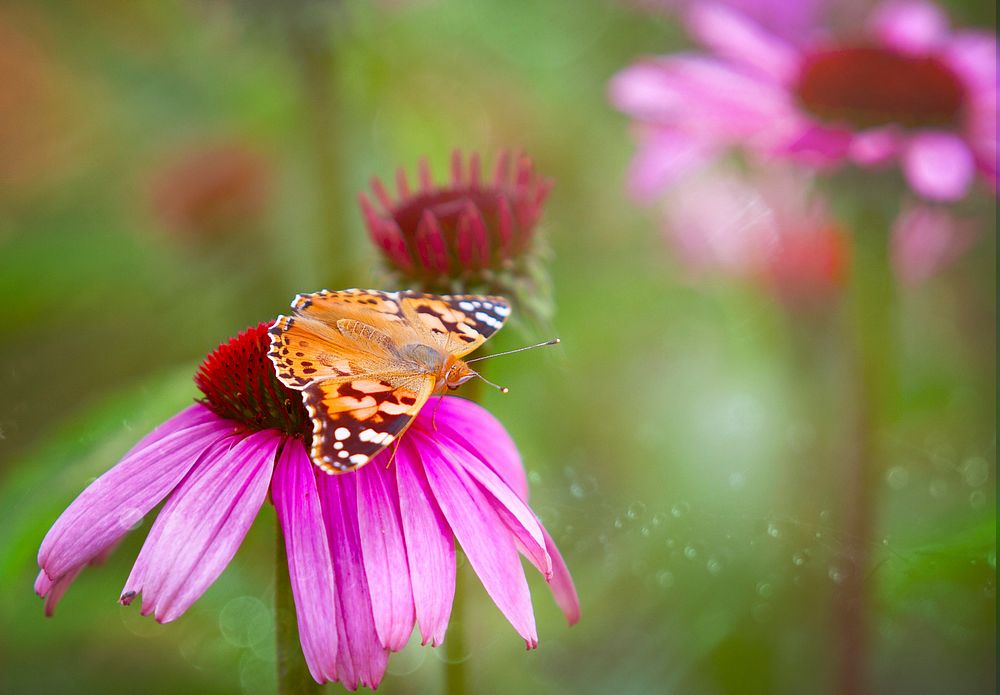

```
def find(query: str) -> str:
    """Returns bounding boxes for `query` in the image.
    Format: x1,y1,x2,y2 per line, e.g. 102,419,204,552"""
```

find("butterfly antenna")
465,338,561,364
468,368,510,394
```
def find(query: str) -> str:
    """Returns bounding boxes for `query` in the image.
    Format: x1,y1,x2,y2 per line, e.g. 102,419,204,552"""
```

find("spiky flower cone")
360,149,555,324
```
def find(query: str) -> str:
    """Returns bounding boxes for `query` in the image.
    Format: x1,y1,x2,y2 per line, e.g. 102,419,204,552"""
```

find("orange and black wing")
397,292,511,358
301,374,435,473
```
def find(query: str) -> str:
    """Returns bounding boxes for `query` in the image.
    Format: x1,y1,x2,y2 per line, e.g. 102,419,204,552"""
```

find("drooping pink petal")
35,568,80,618
540,525,581,626
121,430,278,623
782,125,854,164
129,402,222,452
424,397,528,500
356,459,416,652
272,440,338,684
943,31,998,91
318,473,389,691
38,405,231,581
36,541,121,616
439,434,552,579
903,131,976,201
608,61,687,121
686,2,798,82
417,432,538,648
654,58,794,147
394,442,455,647
869,0,949,54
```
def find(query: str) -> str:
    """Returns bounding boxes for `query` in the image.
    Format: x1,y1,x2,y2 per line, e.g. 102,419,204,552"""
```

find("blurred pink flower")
37,322,577,689
890,203,975,285
623,0,825,40
610,0,997,202
663,166,849,301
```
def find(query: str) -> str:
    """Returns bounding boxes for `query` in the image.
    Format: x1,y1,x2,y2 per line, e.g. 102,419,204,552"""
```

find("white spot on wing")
334,427,350,441
475,311,502,329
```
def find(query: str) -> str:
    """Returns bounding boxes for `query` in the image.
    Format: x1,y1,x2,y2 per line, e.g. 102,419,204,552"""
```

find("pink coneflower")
610,0,997,202
622,0,825,41
360,150,553,317
663,165,849,302
36,323,578,689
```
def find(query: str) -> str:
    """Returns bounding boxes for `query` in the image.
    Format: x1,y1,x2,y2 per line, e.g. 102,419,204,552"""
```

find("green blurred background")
0,1,995,693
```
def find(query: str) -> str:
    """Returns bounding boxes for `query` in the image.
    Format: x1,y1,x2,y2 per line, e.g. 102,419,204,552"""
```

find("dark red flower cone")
360,150,555,323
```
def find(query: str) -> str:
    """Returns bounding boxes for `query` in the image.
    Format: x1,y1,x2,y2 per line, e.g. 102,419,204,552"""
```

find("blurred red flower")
148,142,272,239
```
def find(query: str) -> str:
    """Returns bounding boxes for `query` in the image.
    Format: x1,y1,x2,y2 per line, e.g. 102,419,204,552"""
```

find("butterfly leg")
431,393,447,431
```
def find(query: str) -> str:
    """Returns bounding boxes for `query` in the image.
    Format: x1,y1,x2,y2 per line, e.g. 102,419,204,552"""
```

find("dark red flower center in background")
794,45,966,130
195,323,309,436
360,151,551,285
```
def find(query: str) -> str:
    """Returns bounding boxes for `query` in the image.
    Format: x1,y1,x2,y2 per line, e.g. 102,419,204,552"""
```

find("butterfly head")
444,360,477,390
443,359,509,393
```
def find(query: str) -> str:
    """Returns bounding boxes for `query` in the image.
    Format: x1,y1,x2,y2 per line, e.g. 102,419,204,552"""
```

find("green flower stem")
276,522,323,695
441,347,494,695
444,558,468,695
836,216,894,695
284,9,356,288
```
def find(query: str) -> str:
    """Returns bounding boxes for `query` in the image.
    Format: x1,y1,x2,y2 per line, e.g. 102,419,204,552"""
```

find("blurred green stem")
444,557,468,695
837,217,894,695
442,351,494,695
285,9,355,287
276,523,322,695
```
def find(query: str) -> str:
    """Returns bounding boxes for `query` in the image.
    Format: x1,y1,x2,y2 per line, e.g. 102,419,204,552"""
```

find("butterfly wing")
397,292,511,358
302,373,435,473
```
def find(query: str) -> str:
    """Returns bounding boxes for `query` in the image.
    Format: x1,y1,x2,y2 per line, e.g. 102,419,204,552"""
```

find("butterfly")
267,288,511,474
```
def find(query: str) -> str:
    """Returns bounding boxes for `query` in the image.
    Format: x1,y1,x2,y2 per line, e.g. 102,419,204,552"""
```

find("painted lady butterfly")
267,289,511,474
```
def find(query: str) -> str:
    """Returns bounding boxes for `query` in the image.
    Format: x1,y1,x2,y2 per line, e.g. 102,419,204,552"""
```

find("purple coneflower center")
794,45,966,130
194,323,309,436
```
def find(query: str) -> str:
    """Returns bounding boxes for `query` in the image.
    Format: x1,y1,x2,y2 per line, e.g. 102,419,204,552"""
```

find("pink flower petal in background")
687,2,797,81
629,129,716,200
891,203,975,285
850,128,902,165
608,61,687,121
272,441,339,684
869,0,948,53
903,132,976,201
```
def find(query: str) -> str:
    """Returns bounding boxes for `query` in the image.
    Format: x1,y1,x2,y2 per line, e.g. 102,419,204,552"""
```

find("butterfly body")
267,289,509,474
